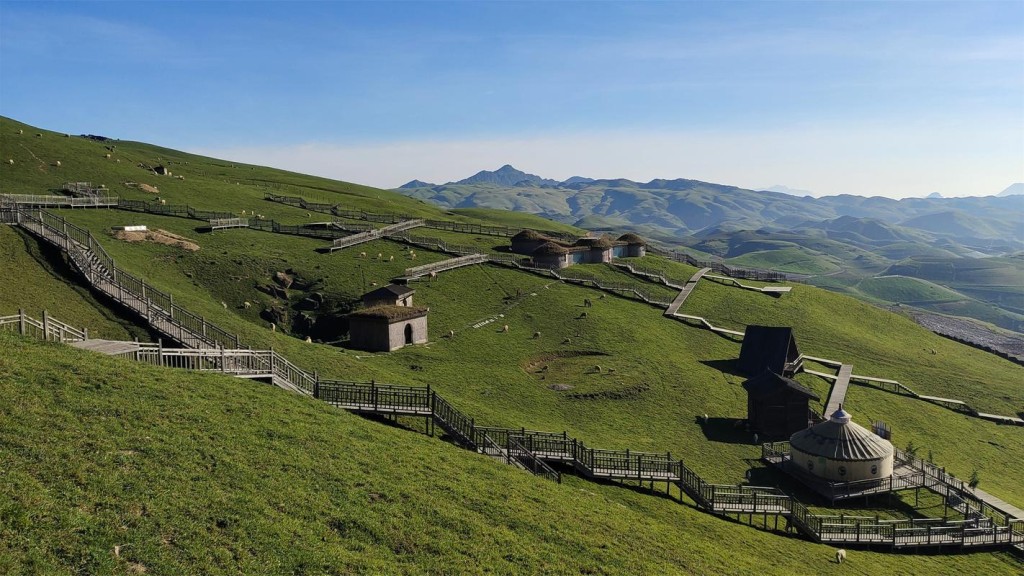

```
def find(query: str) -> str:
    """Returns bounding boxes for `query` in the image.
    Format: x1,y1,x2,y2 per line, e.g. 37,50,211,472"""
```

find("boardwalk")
328,219,425,251
401,253,488,280
664,267,710,315
207,217,249,230
71,339,142,357
824,364,853,416
705,274,792,294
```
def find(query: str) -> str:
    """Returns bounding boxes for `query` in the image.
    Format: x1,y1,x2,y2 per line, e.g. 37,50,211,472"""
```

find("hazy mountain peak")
927,192,943,199
998,183,1024,197
398,179,436,189
453,165,559,187
761,184,816,197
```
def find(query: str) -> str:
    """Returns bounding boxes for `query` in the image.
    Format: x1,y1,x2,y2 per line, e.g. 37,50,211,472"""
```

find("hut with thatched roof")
742,370,820,437
511,229,554,255
347,305,428,352
531,241,571,269
616,233,647,257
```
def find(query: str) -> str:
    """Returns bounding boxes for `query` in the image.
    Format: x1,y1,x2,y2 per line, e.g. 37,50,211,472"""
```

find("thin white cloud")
191,122,1024,199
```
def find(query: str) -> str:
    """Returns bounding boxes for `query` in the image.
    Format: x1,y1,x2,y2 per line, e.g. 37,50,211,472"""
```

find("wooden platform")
823,364,853,416
207,217,249,230
70,339,141,356
664,267,710,315
704,274,792,293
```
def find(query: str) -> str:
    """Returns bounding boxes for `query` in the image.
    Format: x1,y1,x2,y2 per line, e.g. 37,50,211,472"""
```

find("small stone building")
511,229,554,255
362,284,415,307
347,305,428,352
616,233,647,257
531,242,572,269
738,325,802,377
742,370,820,437
789,406,894,482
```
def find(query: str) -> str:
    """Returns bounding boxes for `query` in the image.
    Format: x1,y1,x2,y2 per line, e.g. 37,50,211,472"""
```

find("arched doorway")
404,323,413,345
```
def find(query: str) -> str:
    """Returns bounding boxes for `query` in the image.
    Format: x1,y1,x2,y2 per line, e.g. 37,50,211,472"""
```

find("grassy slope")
2,334,1021,575
0,226,136,340
3,117,1024,571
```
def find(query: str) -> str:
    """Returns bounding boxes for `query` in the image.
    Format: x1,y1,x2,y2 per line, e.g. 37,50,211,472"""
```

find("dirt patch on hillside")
113,229,200,251
124,181,160,194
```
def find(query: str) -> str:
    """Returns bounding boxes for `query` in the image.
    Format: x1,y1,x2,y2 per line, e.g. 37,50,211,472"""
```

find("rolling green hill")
3,117,1024,573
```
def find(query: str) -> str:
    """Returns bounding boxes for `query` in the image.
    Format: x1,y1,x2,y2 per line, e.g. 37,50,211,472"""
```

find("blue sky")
2,1,1022,197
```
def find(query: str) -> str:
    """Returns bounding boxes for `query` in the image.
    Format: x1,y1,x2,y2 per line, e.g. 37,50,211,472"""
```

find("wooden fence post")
42,310,49,341
18,308,25,335
158,338,164,366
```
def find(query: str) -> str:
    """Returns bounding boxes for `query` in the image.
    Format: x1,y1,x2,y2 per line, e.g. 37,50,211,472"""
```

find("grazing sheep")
159,199,166,205
359,252,366,258
105,153,111,159
448,329,455,338
370,281,378,286
17,129,22,134
562,338,571,344
305,336,312,343
593,365,601,373
501,324,509,333
410,252,417,260
116,159,121,163
243,301,252,309
377,253,383,260
429,271,437,281
702,413,709,423
533,331,541,339
54,161,61,167
598,294,605,299
579,312,588,319
305,212,311,218
835,549,846,564
7,159,12,165
270,323,276,332
221,301,227,309
35,133,41,137
389,255,394,262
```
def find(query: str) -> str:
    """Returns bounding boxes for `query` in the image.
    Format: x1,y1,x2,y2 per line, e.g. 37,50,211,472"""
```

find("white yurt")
788,406,894,482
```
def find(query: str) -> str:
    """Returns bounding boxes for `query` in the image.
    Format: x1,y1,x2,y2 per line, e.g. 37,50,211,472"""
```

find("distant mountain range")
395,166,1024,247
395,167,1024,332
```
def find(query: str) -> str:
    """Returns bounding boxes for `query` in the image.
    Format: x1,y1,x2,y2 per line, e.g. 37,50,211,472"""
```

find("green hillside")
3,117,1024,572
6,335,1023,575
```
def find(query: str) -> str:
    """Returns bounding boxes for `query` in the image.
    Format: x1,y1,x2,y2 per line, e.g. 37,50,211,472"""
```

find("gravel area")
907,309,1024,363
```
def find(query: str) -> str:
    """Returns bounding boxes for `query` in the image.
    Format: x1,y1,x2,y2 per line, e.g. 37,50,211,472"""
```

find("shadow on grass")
697,416,757,445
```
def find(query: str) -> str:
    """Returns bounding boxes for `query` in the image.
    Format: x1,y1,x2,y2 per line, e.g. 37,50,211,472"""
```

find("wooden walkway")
207,217,249,230
401,253,488,280
664,267,710,316
704,274,792,294
71,339,142,357
328,219,425,251
0,193,118,208
824,364,853,416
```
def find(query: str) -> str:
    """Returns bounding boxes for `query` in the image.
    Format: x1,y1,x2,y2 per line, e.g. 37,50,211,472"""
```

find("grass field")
3,115,1024,573
3,334,1022,575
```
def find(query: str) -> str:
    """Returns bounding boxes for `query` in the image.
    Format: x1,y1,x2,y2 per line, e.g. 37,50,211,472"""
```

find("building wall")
511,239,547,255
349,315,428,352
790,447,894,482
626,245,646,258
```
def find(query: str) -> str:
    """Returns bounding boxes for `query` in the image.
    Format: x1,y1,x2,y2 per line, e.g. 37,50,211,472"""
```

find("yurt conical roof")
789,407,893,461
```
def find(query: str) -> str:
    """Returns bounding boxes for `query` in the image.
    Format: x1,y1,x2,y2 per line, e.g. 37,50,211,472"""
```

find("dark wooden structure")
362,284,415,307
742,370,819,437
738,325,802,377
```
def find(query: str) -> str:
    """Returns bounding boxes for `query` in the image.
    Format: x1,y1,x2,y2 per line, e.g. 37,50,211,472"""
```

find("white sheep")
221,301,227,309
359,252,366,258
562,338,571,344
501,324,509,333
17,129,22,134
305,212,311,218
159,199,166,205
429,271,437,280
54,161,61,167
270,323,276,332
533,331,541,339
243,301,252,309
389,255,394,262
115,159,121,163
370,281,378,286
305,336,312,343
410,252,417,260
7,159,12,165
105,154,112,159
377,253,383,260
702,413,709,423
835,549,846,564
448,329,455,338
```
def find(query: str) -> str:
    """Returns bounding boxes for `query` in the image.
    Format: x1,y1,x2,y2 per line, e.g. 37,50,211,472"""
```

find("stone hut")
742,370,820,437
511,229,553,255
531,242,571,269
347,305,428,352
738,326,802,377
789,406,894,482
362,284,415,307
573,235,616,264
616,233,647,257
